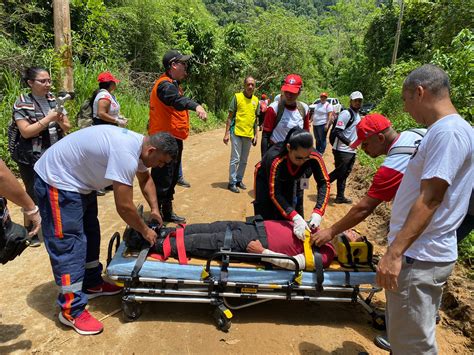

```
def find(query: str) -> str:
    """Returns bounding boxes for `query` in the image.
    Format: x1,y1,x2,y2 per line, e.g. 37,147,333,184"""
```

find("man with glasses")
149,50,207,223
328,91,363,204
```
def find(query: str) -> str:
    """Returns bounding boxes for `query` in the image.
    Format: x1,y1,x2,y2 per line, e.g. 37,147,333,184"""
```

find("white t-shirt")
312,102,333,126
34,125,148,194
93,89,120,119
269,101,309,143
388,114,474,262
333,109,361,153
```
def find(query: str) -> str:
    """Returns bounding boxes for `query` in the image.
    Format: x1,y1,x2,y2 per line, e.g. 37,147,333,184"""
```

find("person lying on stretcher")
124,218,336,270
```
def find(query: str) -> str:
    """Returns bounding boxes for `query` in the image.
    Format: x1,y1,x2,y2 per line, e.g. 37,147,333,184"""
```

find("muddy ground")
0,128,471,354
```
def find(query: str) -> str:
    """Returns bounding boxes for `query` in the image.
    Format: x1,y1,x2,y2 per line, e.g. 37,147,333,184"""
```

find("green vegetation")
0,0,472,262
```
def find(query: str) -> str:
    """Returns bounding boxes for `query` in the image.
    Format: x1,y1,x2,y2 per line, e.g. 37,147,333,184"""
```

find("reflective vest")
149,74,189,140
232,92,258,138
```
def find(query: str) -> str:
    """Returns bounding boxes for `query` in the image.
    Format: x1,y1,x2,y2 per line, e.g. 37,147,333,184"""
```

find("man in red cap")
148,50,207,223
261,74,310,156
312,113,426,248
260,74,311,218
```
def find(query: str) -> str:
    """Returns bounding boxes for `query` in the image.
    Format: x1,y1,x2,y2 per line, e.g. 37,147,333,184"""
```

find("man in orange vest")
149,50,207,223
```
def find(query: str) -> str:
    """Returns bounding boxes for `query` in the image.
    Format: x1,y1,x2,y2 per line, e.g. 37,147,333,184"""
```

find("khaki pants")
386,256,455,355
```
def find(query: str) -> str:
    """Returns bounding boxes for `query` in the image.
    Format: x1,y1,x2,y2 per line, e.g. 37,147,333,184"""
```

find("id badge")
300,178,309,190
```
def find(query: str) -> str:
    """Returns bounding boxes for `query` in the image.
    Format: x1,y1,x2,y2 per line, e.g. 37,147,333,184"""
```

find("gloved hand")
308,213,322,230
115,117,128,127
292,214,309,241
21,205,41,236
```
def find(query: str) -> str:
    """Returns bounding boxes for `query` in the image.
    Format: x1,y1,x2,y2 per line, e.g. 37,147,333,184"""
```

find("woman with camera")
10,66,71,246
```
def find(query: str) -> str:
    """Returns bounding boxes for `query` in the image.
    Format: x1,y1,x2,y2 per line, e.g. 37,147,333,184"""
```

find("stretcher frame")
106,231,386,332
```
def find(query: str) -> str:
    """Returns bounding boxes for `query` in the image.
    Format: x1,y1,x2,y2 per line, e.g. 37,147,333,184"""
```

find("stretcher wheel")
213,307,232,332
372,310,386,330
122,300,142,322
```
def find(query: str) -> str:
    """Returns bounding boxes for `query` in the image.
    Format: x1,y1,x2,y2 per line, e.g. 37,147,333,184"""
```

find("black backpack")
76,98,94,128
329,108,356,146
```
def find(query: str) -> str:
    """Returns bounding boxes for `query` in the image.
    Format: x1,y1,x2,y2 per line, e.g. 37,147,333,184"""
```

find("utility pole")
53,0,74,92
391,0,405,66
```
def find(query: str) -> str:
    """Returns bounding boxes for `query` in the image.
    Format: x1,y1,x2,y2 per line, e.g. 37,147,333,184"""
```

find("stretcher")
105,231,386,332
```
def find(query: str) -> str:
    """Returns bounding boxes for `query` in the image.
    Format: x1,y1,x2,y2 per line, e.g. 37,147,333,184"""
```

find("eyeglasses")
34,79,52,84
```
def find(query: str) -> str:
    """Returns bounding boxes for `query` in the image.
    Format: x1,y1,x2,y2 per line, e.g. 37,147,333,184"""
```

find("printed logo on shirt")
337,121,344,126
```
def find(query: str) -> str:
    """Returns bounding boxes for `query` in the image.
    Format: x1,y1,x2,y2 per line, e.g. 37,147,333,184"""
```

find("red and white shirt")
367,129,426,201
93,89,121,120
263,101,310,143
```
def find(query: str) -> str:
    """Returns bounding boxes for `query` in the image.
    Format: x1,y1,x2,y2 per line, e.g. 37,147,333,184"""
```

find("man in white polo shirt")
34,125,178,335
328,91,363,204
376,64,473,354
311,113,426,247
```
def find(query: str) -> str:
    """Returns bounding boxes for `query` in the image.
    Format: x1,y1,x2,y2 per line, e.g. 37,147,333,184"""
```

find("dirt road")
0,128,470,354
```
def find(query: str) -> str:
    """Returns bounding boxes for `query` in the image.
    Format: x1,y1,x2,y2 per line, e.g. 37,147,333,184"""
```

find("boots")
153,227,176,254
160,200,186,223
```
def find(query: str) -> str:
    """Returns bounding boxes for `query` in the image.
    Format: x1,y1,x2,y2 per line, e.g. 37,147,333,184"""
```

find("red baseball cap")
97,71,120,83
281,74,302,94
350,113,392,149
320,92,328,97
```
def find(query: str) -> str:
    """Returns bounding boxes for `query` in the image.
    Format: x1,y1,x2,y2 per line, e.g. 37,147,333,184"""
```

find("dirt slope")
0,128,470,354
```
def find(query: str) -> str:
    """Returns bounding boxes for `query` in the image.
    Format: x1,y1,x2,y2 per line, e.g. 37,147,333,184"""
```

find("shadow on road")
211,182,230,190
0,323,32,353
299,340,369,354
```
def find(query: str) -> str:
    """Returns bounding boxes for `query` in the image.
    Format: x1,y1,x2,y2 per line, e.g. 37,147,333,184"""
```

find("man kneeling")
125,219,336,270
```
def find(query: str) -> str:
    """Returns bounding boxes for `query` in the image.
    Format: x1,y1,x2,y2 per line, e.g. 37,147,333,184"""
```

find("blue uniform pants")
34,176,103,319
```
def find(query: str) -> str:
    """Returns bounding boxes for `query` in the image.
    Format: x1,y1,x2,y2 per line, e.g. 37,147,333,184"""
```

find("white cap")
350,91,364,100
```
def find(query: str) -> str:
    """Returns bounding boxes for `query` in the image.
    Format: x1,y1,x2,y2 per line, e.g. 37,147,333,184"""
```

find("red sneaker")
85,281,122,299
58,310,103,335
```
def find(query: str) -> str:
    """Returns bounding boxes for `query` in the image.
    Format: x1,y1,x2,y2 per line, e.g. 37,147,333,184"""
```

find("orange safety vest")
148,74,190,140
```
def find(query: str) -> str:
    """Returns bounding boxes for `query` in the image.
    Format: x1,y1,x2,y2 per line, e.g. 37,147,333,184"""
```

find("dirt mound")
441,266,474,343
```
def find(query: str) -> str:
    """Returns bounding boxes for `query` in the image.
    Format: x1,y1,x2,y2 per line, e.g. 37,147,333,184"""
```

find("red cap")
320,92,328,97
281,74,302,94
261,93,267,99
350,113,392,149
97,71,120,83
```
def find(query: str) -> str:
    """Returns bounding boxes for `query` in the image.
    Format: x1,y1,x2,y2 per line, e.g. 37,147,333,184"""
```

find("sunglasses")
34,79,52,84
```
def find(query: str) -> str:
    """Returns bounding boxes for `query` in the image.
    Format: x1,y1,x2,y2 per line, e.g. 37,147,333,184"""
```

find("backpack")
76,98,94,128
329,108,356,146
386,129,426,156
274,99,306,129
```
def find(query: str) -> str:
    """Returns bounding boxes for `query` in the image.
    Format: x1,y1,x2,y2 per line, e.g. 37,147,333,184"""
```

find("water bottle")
48,123,58,145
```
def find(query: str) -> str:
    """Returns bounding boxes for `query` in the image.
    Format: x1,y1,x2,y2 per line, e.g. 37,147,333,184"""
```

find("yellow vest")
233,92,258,138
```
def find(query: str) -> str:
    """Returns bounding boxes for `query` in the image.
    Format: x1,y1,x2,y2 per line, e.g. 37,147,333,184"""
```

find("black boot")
153,227,176,254
161,200,186,223
374,335,391,352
